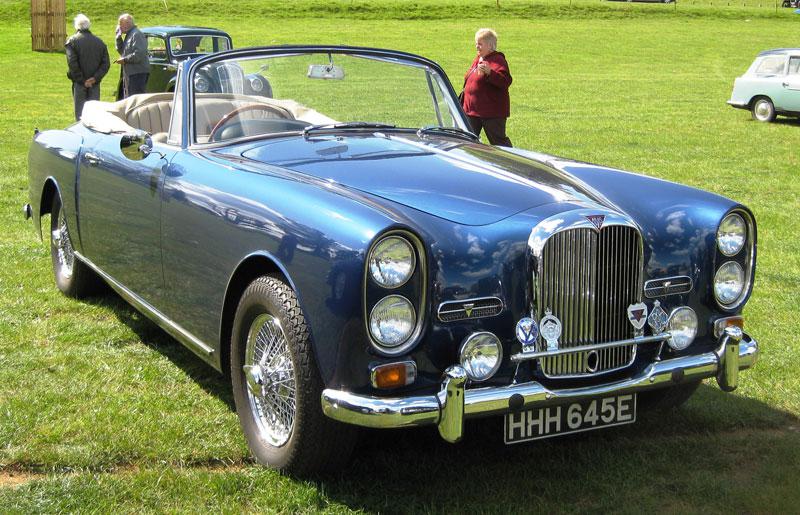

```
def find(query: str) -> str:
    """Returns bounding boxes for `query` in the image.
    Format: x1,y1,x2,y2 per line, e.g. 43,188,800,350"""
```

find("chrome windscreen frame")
526,207,645,379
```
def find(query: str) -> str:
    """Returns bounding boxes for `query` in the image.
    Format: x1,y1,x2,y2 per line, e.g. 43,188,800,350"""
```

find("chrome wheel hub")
243,313,296,447
52,210,74,279
755,101,771,120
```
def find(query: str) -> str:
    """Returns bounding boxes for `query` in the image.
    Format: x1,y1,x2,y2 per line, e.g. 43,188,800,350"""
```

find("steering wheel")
209,104,291,142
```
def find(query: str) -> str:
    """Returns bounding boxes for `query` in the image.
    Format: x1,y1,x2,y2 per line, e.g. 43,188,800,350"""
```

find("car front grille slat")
537,225,642,377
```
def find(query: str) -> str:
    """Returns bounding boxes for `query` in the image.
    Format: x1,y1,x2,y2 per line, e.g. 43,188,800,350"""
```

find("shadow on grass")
80,290,236,413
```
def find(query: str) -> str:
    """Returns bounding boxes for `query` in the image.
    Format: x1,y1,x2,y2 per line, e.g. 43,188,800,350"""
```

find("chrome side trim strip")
74,251,215,357
510,333,670,362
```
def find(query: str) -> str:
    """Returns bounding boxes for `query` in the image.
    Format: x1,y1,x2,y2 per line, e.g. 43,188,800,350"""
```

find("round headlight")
714,261,745,305
717,213,746,257
459,332,502,382
249,76,264,92
194,75,209,93
368,236,416,288
667,307,698,351
369,295,416,348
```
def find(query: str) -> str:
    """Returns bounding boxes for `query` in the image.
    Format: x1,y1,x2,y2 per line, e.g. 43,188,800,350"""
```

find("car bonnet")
238,133,609,226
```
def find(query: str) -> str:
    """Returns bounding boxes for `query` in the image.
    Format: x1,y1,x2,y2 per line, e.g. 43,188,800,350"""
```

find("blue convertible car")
26,46,758,475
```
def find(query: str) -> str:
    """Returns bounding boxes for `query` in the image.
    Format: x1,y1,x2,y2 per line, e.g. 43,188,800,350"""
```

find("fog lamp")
459,332,502,382
667,307,698,351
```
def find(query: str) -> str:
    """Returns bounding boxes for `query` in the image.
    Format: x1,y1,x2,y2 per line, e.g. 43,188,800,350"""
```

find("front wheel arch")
36,178,59,240
220,253,292,377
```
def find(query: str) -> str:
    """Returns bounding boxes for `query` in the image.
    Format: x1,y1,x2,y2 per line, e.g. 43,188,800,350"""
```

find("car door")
776,56,800,112
78,133,177,306
145,35,172,92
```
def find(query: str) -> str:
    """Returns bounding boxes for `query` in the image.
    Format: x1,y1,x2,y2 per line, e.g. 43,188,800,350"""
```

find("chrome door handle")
84,152,101,166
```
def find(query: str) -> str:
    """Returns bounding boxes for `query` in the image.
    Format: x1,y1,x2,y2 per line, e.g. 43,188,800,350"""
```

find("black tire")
751,97,776,122
49,195,103,298
230,275,357,475
639,380,701,411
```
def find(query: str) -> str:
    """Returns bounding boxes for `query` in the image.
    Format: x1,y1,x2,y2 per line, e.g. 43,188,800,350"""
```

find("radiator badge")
515,317,539,351
540,309,562,352
648,300,668,334
585,214,606,231
627,302,648,336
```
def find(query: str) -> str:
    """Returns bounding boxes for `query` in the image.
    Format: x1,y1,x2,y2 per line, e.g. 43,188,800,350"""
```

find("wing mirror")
120,130,164,161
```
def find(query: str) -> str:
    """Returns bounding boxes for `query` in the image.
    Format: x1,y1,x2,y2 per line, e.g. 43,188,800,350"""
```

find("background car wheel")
751,97,776,122
50,195,103,297
230,275,357,476
638,380,701,411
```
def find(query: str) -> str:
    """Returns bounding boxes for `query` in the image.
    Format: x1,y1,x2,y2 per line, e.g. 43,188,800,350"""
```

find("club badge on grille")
539,309,562,352
515,317,539,352
648,300,668,334
585,214,606,231
627,302,648,336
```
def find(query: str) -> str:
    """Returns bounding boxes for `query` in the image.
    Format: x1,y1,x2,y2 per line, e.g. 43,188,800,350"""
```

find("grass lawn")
1,0,799,512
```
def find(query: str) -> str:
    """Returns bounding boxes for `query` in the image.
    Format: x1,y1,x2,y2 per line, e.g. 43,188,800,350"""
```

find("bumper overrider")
321,327,758,442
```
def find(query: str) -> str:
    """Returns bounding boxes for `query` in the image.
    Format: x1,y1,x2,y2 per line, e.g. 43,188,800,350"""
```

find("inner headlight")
714,261,745,305
459,332,502,382
717,213,746,256
369,295,415,348
248,76,263,92
667,307,698,351
194,75,209,93
368,236,416,288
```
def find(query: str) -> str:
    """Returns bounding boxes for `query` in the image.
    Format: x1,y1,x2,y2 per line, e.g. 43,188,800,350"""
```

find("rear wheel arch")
220,253,296,377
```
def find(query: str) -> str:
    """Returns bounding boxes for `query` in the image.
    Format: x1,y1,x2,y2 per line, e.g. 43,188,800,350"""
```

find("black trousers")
467,116,512,147
72,82,100,121
123,72,149,98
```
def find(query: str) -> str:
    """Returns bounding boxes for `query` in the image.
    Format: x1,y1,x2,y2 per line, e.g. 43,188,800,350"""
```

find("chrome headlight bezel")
194,74,210,93
363,230,426,356
717,213,746,257
714,261,745,306
367,235,416,289
368,295,417,349
714,209,755,311
459,332,503,382
248,76,264,92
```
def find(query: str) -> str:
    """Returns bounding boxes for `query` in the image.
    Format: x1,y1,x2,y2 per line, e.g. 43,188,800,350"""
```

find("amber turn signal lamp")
714,316,744,338
370,361,416,389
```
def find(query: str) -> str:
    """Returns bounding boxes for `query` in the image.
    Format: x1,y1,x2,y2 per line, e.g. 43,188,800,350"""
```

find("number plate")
504,394,637,444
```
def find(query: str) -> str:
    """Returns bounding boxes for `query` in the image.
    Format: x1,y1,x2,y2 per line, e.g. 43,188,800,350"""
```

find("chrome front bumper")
321,328,758,443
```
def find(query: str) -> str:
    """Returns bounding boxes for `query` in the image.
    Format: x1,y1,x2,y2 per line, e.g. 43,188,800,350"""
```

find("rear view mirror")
120,130,154,161
307,64,344,80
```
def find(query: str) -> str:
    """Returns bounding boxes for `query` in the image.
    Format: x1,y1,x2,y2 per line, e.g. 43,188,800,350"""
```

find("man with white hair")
65,13,110,120
114,13,150,98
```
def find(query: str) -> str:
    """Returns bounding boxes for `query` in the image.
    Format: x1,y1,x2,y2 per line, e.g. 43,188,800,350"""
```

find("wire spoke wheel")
53,207,75,279
244,313,297,447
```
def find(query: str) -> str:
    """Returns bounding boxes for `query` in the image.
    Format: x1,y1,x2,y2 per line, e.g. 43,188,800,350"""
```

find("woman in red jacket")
461,28,513,147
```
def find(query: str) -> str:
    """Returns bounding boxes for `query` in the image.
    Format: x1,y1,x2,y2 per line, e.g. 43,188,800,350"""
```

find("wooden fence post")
31,0,66,53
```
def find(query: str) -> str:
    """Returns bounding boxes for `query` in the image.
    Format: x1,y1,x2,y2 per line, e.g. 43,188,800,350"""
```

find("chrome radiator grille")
216,64,244,93
536,225,643,377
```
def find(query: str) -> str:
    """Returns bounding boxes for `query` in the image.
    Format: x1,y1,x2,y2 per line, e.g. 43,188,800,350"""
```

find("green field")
1,0,799,512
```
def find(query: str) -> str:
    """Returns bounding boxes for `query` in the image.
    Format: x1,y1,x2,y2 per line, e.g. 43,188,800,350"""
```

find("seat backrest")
125,96,174,135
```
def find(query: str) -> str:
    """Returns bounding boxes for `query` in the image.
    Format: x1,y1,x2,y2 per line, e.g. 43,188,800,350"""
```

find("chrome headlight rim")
367,235,417,289
717,212,747,257
715,208,756,311
459,332,503,382
194,74,210,93
714,261,746,306
248,76,264,92
666,306,698,351
368,294,417,350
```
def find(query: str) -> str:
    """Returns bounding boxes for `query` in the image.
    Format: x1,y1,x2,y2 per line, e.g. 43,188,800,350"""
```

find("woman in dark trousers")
461,28,513,147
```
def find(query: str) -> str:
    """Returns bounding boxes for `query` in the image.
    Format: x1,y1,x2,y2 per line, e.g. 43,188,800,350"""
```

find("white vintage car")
728,48,800,122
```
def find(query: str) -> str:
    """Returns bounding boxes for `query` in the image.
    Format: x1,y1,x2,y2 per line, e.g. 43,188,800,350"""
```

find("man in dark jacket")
114,13,150,98
65,14,110,121
461,28,513,147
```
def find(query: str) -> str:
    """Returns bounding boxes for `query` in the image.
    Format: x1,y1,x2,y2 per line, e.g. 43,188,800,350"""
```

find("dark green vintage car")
116,26,233,98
